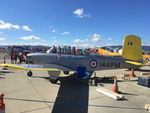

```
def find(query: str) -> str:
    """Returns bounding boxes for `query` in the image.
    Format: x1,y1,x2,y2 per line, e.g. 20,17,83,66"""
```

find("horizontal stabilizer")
0,64,60,71
125,61,144,66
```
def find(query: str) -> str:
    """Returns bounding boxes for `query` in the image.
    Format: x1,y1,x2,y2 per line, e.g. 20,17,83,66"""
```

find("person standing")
10,53,14,64
18,51,23,64
14,52,18,64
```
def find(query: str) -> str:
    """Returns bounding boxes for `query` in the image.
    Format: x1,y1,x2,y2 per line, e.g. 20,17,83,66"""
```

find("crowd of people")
10,51,27,64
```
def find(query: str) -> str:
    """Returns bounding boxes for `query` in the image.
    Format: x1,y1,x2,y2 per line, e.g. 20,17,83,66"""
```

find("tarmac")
0,56,150,113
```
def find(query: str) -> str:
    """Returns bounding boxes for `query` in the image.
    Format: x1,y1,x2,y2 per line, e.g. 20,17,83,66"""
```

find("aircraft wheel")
63,71,69,75
49,78,58,84
27,71,33,77
88,78,97,86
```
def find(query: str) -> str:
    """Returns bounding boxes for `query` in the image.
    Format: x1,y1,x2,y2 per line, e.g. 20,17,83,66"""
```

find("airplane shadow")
31,75,89,113
0,70,14,73
135,69,150,72
0,70,14,79
94,77,114,84
120,92,138,96
0,73,5,75
52,75,89,113
92,76,123,84
125,68,150,72
0,76,5,79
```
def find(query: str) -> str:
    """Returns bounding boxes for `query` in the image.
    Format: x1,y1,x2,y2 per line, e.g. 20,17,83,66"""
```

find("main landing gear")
27,71,33,77
49,78,59,84
26,71,59,84
63,71,69,75
48,71,60,84
88,72,97,86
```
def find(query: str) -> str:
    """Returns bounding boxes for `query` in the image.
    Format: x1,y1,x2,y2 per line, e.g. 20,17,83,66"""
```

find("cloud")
20,35,42,41
61,32,70,35
0,37,6,41
91,33,101,42
74,33,102,43
74,39,85,43
22,25,32,31
0,32,2,34
73,8,91,18
52,29,56,33
0,20,20,30
73,8,84,17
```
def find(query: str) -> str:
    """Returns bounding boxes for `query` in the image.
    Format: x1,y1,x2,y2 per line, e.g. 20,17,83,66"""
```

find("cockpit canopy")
47,46,98,55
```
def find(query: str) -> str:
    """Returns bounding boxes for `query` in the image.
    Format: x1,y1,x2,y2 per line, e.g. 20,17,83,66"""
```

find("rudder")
121,35,142,61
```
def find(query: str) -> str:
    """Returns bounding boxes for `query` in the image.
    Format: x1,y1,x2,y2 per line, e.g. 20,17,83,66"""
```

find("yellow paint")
98,35,143,62
125,61,144,66
121,35,142,61
98,49,148,65
143,55,150,58
98,48,120,56
0,64,60,71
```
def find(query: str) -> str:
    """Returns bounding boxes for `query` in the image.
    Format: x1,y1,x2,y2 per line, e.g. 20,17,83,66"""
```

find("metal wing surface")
0,64,73,71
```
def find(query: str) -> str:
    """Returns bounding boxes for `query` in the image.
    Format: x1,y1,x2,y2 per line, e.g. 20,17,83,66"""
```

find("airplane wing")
0,64,73,71
125,61,144,66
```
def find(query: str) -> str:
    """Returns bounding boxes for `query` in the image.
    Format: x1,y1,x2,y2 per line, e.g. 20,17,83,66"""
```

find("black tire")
49,78,58,84
27,71,33,77
63,71,69,75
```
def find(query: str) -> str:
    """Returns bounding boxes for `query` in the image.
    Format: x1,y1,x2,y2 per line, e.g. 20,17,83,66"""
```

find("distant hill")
0,45,50,50
0,45,150,52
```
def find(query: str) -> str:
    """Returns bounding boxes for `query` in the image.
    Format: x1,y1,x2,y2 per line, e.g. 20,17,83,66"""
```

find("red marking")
91,61,96,67
56,56,62,60
128,42,132,45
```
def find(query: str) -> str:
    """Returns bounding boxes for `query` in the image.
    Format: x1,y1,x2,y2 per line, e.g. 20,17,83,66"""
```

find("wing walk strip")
0,64,60,71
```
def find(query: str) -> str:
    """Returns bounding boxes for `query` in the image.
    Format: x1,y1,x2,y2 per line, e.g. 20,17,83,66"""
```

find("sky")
0,0,150,47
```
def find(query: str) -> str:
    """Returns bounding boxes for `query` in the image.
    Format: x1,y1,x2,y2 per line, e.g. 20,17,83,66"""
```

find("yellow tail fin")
121,35,142,61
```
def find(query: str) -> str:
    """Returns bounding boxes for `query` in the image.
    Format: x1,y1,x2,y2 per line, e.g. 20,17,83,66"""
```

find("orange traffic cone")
131,68,135,77
113,76,119,93
0,93,5,113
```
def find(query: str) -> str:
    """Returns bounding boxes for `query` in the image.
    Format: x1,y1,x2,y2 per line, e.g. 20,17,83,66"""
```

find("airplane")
0,35,144,84
98,47,120,56
97,44,148,64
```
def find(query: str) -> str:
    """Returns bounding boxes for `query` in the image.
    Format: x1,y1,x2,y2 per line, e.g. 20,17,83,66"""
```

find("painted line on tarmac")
3,97,145,111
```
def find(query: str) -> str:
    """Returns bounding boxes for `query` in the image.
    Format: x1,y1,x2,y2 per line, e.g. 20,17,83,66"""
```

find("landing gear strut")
27,71,33,77
88,72,97,86
48,71,60,84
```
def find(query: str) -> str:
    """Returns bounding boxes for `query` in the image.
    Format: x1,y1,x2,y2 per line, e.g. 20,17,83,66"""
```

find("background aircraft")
97,45,148,65
0,35,144,84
